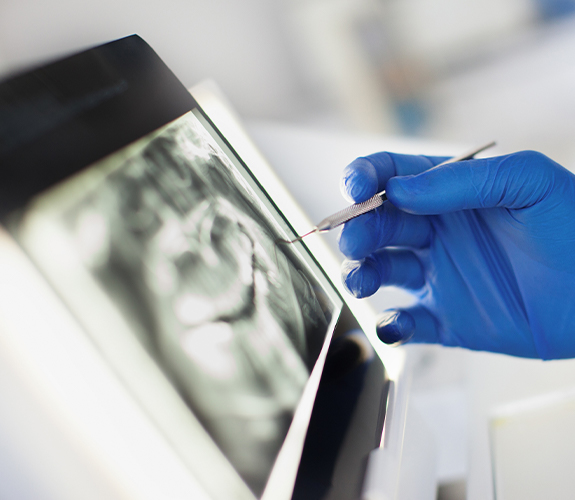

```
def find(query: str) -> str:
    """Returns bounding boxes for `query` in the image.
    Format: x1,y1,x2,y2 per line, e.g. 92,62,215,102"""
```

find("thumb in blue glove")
339,150,575,359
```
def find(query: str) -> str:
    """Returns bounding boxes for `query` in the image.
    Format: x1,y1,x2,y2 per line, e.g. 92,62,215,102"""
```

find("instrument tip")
276,228,318,245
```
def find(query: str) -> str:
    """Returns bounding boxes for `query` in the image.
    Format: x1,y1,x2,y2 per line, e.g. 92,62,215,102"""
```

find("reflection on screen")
28,112,333,494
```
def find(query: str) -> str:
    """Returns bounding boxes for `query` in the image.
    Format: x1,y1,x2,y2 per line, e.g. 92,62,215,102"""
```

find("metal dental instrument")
283,141,496,244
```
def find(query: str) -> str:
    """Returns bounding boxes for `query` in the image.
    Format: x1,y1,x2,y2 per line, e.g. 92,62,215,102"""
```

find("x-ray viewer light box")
0,35,407,500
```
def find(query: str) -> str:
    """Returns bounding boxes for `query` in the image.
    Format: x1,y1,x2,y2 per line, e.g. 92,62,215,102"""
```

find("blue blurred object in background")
534,0,575,19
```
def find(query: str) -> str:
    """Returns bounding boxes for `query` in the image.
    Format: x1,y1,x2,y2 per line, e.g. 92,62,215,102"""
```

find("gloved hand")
339,150,575,359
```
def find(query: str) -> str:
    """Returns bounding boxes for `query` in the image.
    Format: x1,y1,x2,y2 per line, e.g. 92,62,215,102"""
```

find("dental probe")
282,141,496,244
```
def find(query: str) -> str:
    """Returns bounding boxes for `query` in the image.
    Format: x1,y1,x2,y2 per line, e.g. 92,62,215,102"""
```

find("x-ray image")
57,112,332,495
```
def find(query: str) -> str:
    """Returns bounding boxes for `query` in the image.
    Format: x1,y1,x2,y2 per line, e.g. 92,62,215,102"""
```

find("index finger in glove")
341,152,449,203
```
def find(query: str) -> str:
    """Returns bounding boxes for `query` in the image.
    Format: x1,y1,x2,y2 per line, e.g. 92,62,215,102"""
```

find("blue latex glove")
339,150,575,359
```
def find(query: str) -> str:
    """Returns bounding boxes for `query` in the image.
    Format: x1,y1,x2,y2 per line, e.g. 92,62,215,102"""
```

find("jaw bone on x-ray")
46,112,331,494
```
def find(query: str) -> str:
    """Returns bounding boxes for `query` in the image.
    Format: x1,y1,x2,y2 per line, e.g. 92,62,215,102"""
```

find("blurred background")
2,0,575,164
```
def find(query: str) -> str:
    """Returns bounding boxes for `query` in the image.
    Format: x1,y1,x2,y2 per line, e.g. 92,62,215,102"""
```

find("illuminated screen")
15,110,340,495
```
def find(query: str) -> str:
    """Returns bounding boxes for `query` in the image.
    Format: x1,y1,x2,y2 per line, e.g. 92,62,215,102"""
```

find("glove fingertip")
341,158,379,202
376,310,415,345
341,259,380,298
338,215,376,260
385,176,417,212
